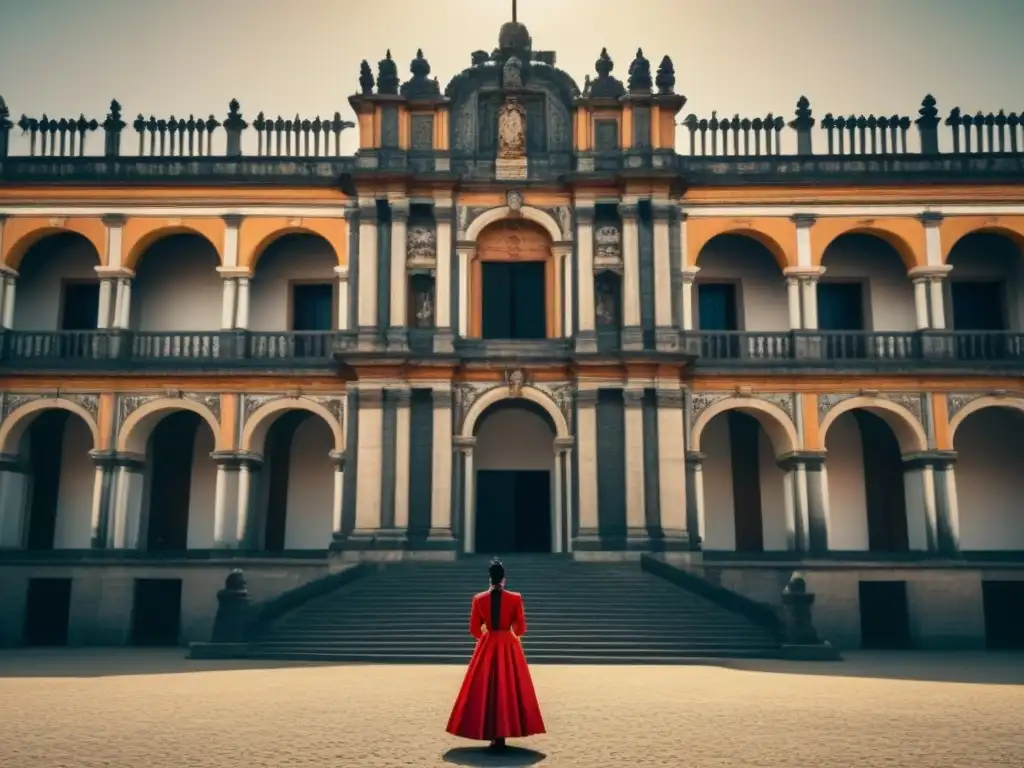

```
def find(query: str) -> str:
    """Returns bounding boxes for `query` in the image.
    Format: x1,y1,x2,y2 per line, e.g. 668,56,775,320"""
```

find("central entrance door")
471,400,557,554
475,470,552,553
481,262,546,339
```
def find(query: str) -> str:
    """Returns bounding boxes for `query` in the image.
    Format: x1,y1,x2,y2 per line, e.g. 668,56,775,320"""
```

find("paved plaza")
1,650,1022,768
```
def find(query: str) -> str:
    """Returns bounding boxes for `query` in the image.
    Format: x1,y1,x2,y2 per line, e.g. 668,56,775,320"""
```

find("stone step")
246,649,783,664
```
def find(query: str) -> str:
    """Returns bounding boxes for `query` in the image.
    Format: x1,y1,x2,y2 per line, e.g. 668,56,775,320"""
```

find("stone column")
656,386,688,546
352,387,384,541
575,204,597,352
799,274,820,329
778,454,812,552
623,387,648,545
113,274,133,329
575,388,600,546
235,276,251,330
918,211,947,328
87,451,118,548
220,276,238,329
211,453,241,548
0,270,17,329
110,456,145,549
684,451,706,549
433,199,454,352
330,451,345,536
652,203,675,350
392,388,412,536
803,453,830,553
0,455,29,548
454,436,476,553
334,266,349,331
786,276,802,330
680,266,699,331
99,214,126,328
553,437,574,554
912,276,930,330
931,452,960,554
235,456,261,548
554,243,573,338
388,199,410,350
455,243,473,340
356,198,380,348
618,201,643,350
428,385,455,545
560,441,575,553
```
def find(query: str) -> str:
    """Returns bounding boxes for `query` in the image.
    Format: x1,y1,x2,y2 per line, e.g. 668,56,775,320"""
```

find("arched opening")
252,410,335,551
825,409,911,552
136,410,218,551
10,409,95,549
132,233,222,333
953,405,1024,550
819,233,915,359
945,232,1023,360
14,232,102,333
250,233,338,356
473,219,553,340
473,400,556,553
699,409,788,552
695,234,788,359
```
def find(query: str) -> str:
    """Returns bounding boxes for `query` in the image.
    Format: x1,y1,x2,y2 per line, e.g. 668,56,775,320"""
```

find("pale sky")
1,0,1022,155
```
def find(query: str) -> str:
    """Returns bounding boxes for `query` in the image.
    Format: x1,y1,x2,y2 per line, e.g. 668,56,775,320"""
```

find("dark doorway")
853,411,909,553
131,579,183,646
475,470,551,554
23,578,72,646
697,283,739,358
291,283,334,331
61,281,100,331
859,580,912,649
481,262,546,340
982,581,1024,649
263,412,308,552
727,412,765,552
146,412,202,551
26,410,71,551
950,281,1006,360
818,282,866,359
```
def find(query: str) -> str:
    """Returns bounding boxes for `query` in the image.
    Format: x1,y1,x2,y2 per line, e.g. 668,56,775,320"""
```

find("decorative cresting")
115,392,223,453
239,394,345,453
455,378,572,439
688,392,800,456
816,392,928,453
947,391,1024,440
0,393,101,453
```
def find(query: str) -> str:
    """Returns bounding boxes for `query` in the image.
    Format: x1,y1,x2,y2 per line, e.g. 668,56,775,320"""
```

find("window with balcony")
818,281,866,359
697,282,739,358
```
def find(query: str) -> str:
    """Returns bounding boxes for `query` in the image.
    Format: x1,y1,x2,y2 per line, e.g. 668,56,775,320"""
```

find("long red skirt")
446,631,546,741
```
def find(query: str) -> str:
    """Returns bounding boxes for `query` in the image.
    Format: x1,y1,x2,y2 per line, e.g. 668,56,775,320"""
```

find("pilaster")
623,386,648,546
655,386,688,548
618,201,643,350
428,385,456,546
387,198,410,350
356,198,380,348
574,203,598,353
574,388,600,546
652,202,675,349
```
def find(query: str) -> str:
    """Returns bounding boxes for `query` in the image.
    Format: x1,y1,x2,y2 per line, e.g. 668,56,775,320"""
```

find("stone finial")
209,568,251,644
780,571,820,645
376,50,399,96
589,48,625,100
916,94,940,155
655,55,676,95
102,99,126,158
223,99,247,158
627,48,653,93
359,60,375,95
0,94,11,124
471,49,490,67
401,49,441,99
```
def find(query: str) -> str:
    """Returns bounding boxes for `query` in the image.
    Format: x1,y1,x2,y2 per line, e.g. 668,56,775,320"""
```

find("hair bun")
489,557,503,567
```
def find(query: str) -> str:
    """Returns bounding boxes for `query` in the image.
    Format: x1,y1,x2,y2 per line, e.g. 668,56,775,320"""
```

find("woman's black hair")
488,557,505,586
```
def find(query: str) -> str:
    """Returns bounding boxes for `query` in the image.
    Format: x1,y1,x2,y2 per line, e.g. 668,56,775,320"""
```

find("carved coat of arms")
497,99,527,160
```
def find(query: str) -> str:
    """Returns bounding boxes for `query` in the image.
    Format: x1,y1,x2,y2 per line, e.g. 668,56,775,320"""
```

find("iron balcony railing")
0,329,1021,370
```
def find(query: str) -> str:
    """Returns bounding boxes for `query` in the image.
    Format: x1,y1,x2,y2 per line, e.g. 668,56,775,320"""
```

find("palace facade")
0,20,1022,650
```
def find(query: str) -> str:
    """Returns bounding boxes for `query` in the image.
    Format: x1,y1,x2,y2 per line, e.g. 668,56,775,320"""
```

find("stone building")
0,19,1022,651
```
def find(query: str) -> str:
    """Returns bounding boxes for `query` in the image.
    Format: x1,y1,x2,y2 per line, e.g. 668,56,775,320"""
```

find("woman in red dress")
446,558,546,750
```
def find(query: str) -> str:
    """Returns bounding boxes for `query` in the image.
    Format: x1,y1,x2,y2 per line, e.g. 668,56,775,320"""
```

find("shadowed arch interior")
250,233,339,336
14,232,102,332
945,233,1021,342
144,411,205,551
473,399,556,554
132,233,222,332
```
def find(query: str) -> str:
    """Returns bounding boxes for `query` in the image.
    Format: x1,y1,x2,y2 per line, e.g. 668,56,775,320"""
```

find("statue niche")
498,99,527,160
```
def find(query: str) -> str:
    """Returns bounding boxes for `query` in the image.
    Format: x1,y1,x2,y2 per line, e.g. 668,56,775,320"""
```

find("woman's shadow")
442,745,547,766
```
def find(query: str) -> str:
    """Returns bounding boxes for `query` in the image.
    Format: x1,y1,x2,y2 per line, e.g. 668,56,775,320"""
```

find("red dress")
446,587,546,741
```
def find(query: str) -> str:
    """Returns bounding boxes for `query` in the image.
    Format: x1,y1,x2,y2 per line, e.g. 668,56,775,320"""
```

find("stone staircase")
248,556,783,663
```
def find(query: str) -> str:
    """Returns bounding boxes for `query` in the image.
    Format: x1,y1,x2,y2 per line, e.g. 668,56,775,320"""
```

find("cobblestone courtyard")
1,650,1022,768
